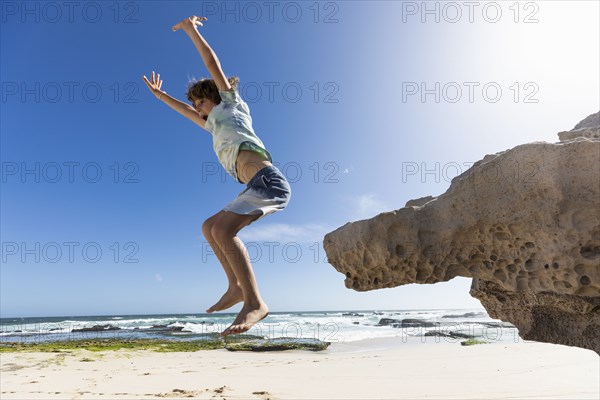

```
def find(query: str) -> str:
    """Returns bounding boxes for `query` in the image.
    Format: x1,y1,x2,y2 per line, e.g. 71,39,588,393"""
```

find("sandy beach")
1,338,598,400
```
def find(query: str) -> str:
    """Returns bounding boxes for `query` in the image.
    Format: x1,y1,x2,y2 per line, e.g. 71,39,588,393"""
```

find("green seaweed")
460,339,488,346
0,338,223,353
225,337,330,352
0,335,330,353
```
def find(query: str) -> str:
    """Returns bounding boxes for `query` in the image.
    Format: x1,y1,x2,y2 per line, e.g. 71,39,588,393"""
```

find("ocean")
0,308,522,346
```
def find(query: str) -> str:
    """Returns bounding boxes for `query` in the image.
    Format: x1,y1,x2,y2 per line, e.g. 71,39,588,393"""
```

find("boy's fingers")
142,75,159,90
142,78,153,90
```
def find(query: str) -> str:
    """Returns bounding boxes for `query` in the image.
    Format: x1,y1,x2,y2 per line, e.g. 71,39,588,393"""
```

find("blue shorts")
222,165,291,223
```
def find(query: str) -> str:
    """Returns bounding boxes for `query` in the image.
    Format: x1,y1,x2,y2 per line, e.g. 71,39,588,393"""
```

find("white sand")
1,339,598,399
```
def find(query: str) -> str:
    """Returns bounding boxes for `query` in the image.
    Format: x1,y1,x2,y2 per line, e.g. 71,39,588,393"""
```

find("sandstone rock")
558,111,600,142
324,112,600,354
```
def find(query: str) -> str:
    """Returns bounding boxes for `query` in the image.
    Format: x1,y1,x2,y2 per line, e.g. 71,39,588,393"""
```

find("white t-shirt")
204,88,272,183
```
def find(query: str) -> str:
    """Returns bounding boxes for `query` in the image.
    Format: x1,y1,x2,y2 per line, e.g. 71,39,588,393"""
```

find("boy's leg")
211,211,268,336
202,211,244,313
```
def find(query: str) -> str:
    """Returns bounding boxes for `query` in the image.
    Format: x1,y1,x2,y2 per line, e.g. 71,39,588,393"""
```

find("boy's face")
193,98,216,121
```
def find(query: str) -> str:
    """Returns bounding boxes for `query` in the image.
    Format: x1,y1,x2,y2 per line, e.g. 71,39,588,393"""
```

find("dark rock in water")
72,324,120,332
442,312,487,318
225,337,330,352
377,318,402,326
424,331,474,339
352,322,360,325
149,325,185,332
373,312,384,315
376,318,438,328
482,322,515,329
342,312,364,317
460,321,515,328
400,319,439,328
166,326,185,332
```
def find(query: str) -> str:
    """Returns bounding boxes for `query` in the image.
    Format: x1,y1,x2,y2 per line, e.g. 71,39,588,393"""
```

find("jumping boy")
142,15,292,337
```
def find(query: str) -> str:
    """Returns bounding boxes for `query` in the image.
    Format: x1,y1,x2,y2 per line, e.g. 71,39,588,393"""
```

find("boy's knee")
202,218,215,240
210,223,230,244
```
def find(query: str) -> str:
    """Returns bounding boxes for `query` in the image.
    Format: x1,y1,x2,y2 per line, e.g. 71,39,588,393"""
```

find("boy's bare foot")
220,302,269,337
206,286,244,313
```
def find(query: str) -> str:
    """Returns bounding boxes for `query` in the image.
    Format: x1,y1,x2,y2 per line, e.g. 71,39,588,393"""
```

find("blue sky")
1,1,598,317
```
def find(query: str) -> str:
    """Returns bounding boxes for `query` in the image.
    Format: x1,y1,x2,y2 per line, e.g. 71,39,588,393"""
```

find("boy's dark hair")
186,76,240,105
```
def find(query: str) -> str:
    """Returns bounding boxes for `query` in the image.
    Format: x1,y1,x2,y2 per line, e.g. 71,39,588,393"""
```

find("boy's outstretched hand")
172,16,207,33
142,71,165,100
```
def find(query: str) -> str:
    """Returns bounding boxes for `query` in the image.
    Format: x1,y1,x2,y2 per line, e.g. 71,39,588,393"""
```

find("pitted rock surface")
324,112,600,353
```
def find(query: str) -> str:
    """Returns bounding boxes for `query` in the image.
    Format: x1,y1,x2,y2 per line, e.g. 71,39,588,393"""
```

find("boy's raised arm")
142,71,207,130
172,16,232,92
160,91,207,130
